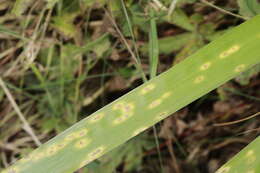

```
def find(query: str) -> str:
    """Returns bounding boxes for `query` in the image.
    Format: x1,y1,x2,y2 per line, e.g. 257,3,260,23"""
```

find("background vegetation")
0,0,259,173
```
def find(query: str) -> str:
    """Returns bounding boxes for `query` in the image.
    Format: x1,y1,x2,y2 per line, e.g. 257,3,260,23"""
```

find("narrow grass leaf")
216,136,260,173
149,10,159,79
2,14,260,173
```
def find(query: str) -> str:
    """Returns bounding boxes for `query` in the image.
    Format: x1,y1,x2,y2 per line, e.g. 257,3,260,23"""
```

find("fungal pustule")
155,111,169,120
148,99,162,109
64,133,77,142
161,92,172,99
88,146,105,160
112,113,132,125
112,117,124,125
112,102,125,110
234,64,246,73
75,129,88,138
122,103,135,113
57,142,67,150
140,84,155,95
219,45,240,59
46,145,59,156
89,113,105,123
215,166,231,173
75,139,90,149
200,62,211,71
194,75,205,84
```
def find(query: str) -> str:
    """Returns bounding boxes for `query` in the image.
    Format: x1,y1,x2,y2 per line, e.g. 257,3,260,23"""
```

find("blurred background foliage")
0,0,260,173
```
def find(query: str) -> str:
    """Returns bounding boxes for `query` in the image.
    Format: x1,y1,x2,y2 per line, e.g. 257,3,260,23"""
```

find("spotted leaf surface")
2,14,260,173
216,136,260,173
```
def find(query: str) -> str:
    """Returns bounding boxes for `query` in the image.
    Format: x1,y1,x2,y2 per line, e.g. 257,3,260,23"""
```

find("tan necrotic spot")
194,75,205,84
140,84,155,95
89,113,104,123
219,45,240,59
200,62,211,71
216,166,230,173
234,64,246,73
148,99,162,109
75,139,90,149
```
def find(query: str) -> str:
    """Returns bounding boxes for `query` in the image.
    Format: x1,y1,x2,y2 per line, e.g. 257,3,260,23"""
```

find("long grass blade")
149,10,159,79
2,14,260,173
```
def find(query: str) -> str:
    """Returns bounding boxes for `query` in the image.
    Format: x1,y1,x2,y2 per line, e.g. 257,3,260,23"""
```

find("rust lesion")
219,45,240,59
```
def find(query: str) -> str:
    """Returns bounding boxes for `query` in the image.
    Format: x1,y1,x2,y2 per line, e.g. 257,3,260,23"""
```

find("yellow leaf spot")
216,166,230,173
234,64,246,73
122,103,135,113
148,99,162,109
88,146,105,160
46,145,58,156
219,45,240,59
247,170,255,173
113,117,124,125
89,113,104,123
65,133,77,141
161,92,172,99
246,150,254,156
57,142,67,149
194,75,205,84
75,139,90,149
132,127,148,137
140,84,155,95
155,111,169,120
246,150,256,164
200,62,211,71
112,102,125,110
113,112,133,125
6,167,18,173
79,157,91,169
33,152,45,161
20,154,32,163
76,129,88,137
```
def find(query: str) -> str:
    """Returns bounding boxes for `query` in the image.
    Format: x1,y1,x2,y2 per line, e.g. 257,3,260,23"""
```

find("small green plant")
1,11,260,173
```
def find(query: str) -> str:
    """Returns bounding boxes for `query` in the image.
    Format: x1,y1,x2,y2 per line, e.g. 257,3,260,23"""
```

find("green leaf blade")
3,14,260,173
